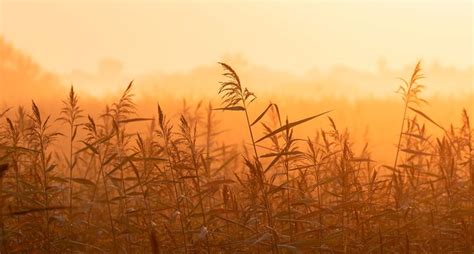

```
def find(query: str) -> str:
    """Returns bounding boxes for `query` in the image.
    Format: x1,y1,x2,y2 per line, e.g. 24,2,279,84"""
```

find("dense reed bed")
0,62,472,253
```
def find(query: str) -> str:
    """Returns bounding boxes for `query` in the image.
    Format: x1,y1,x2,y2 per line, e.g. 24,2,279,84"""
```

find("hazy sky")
0,0,472,76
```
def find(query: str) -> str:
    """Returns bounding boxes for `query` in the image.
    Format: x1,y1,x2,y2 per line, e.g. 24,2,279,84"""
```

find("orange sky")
1,0,472,77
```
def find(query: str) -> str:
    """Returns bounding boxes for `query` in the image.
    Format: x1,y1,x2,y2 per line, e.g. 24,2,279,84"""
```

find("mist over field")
1,36,472,162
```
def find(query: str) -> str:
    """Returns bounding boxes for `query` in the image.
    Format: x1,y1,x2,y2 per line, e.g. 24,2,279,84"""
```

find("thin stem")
98,153,118,252
242,101,278,254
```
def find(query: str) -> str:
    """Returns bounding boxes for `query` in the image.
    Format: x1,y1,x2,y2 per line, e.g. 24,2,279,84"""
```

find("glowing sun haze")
1,0,472,77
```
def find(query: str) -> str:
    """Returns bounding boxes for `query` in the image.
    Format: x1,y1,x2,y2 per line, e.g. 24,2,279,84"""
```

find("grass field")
0,61,473,253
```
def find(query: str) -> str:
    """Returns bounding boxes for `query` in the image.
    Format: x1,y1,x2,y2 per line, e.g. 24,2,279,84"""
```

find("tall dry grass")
0,62,472,253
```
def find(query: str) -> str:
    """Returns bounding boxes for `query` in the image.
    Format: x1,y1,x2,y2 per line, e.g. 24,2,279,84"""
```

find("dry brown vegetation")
0,61,473,253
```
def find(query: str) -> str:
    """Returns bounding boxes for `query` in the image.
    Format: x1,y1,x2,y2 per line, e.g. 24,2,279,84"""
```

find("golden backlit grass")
0,62,473,253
